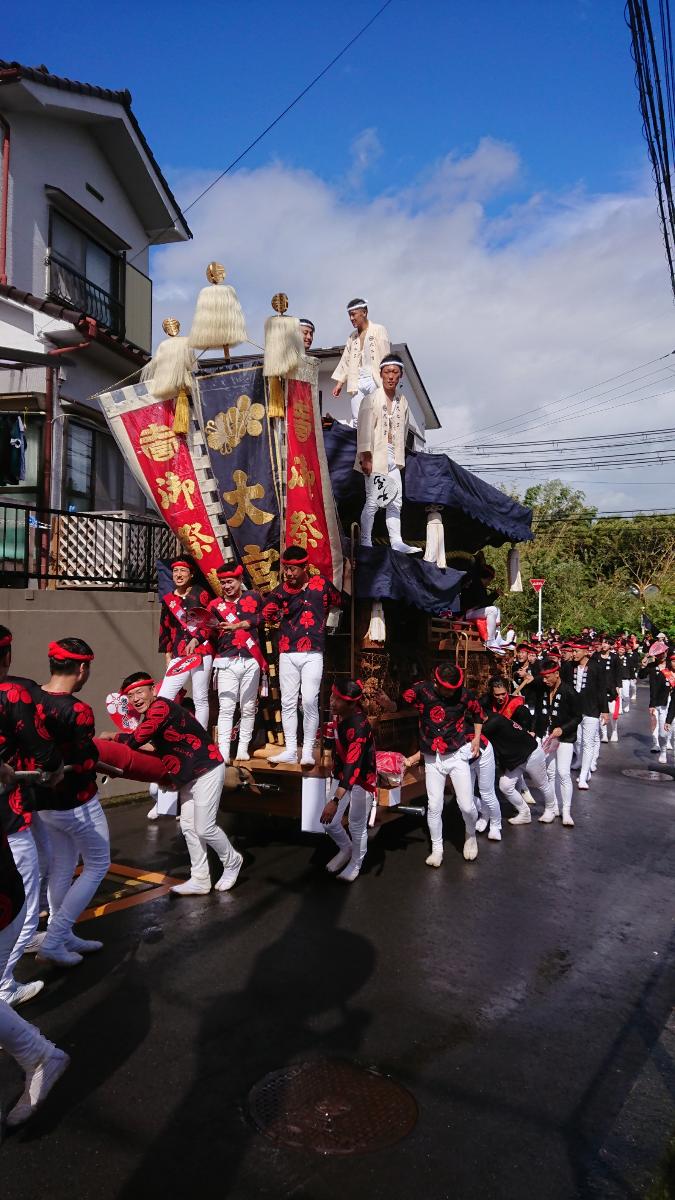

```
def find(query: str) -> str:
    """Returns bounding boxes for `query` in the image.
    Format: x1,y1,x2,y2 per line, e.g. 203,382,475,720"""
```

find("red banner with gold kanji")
118,400,226,592
285,377,343,587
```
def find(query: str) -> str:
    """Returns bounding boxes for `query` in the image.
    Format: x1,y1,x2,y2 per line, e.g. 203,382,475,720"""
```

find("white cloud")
343,127,383,191
151,138,675,510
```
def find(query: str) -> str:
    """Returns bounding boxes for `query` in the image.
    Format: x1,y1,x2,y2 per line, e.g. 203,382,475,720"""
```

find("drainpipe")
43,341,90,508
0,115,9,285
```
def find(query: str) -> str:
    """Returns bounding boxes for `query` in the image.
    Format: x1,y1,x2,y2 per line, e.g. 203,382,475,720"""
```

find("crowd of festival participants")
2,302,675,1126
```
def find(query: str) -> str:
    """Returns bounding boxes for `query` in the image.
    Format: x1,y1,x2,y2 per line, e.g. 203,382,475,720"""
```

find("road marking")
77,862,183,921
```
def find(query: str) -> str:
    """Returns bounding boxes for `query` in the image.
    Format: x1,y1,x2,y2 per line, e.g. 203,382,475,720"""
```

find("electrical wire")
130,0,396,263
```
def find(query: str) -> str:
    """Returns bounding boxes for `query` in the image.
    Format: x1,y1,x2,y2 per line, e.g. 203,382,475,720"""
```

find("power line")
130,0,396,263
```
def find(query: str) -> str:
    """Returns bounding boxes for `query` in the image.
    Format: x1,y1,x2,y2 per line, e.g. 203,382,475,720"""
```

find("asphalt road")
2,689,675,1200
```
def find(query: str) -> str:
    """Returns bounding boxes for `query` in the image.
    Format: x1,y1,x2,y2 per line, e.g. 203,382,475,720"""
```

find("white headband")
347,301,368,312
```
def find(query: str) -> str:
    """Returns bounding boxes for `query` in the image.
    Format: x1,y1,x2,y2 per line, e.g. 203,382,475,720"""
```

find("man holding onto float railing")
331,297,390,426
263,546,342,767
320,679,377,883
402,664,483,867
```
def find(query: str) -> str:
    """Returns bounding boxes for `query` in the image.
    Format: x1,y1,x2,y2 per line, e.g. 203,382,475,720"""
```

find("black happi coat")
158,583,212,659
530,679,581,743
332,705,377,793
0,677,62,833
119,697,223,788
262,576,341,655
402,681,484,757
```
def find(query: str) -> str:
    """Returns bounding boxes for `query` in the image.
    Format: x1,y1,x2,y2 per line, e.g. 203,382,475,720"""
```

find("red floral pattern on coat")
402,680,485,757
23,685,99,813
159,583,213,659
118,697,223,788
333,705,377,793
0,677,62,834
263,576,341,654
208,590,263,660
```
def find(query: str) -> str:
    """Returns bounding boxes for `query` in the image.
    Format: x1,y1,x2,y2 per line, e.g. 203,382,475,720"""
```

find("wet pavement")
2,689,675,1199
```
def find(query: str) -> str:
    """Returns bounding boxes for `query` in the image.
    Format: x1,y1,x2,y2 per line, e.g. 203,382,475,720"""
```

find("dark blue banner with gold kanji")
195,365,282,593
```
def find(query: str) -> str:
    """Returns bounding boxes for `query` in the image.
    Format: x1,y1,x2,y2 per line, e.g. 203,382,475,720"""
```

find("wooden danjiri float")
98,269,533,825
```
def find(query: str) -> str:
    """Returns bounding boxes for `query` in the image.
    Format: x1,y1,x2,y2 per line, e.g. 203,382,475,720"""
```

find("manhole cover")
622,768,672,783
246,1059,418,1155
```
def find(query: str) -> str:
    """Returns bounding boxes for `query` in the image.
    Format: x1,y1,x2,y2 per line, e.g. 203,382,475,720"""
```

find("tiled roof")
0,60,191,241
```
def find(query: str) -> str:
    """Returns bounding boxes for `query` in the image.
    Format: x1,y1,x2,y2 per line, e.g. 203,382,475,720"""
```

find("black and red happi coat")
27,688,99,812
0,678,62,832
118,697,223,788
402,681,485,756
158,584,213,659
333,705,377,793
208,591,263,659
262,576,341,654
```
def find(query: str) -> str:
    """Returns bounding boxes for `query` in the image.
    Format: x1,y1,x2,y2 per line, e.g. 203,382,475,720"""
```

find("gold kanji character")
176,522,215,561
222,470,275,528
242,545,280,592
292,395,312,443
139,422,178,462
289,510,324,549
288,454,316,497
156,470,196,511
205,395,265,455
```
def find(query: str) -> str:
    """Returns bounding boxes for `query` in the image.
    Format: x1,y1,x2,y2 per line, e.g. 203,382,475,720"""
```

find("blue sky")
5,1,646,207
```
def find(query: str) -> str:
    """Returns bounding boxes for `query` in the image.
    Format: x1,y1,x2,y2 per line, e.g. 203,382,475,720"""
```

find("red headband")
120,677,155,695
172,560,192,570
539,662,561,676
434,665,464,691
0,635,11,650
282,550,309,566
48,642,94,662
217,564,243,578
331,680,364,702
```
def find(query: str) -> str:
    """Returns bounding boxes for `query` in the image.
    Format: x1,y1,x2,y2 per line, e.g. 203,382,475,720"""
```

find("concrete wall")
1,588,166,798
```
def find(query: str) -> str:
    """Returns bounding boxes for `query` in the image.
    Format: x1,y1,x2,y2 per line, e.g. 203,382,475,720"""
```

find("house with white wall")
0,60,190,513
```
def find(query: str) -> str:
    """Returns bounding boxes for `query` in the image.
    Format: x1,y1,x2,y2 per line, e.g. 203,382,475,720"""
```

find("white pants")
30,811,51,915
465,605,501,644
279,651,323,753
0,829,40,1000
424,744,478,849
350,368,377,425
575,715,600,785
0,905,53,1070
361,446,404,548
545,740,574,816
159,655,213,730
179,763,237,886
471,742,502,830
215,656,260,759
621,680,631,708
325,784,371,870
630,679,637,701
500,746,556,813
148,781,178,816
650,705,669,748
40,797,111,949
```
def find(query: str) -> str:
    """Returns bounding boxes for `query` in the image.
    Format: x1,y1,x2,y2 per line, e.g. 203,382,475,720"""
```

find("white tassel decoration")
188,262,248,350
263,313,304,377
141,333,195,399
424,506,446,569
367,600,386,643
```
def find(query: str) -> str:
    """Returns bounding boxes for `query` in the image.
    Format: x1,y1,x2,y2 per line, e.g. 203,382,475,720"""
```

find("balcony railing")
0,501,178,590
47,254,124,337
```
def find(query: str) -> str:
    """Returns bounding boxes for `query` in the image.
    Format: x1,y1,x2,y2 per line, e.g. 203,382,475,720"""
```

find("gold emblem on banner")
176,522,216,560
157,471,196,511
206,395,265,455
288,454,316,497
242,545,280,592
291,394,312,443
222,470,275,528
139,423,179,462
289,510,324,549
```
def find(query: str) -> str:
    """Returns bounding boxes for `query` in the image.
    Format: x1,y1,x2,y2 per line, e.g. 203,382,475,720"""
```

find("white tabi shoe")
463,836,478,861
650,744,660,754
23,930,46,955
562,810,575,827
475,817,488,834
269,748,298,765
234,745,251,762
215,851,243,892
601,732,608,743
577,780,589,790
487,826,502,841
147,805,159,820
508,810,531,825
67,934,103,954
389,541,422,555
520,789,536,805
37,944,83,968
170,878,211,896
538,808,557,824
610,730,619,743
6,1048,70,1127
5,980,45,1007
659,750,667,764
300,748,316,767
337,861,361,883
326,848,352,874
425,846,444,868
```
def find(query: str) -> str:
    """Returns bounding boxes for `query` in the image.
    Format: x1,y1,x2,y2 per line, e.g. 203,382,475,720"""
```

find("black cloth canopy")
355,545,465,615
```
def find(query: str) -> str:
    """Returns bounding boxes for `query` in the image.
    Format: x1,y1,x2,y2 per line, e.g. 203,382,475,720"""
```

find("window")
49,212,123,334
64,421,149,515
65,423,94,509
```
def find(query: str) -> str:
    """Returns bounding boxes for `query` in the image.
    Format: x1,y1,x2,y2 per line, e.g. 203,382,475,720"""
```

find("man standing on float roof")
355,352,421,555
299,318,315,352
331,298,390,426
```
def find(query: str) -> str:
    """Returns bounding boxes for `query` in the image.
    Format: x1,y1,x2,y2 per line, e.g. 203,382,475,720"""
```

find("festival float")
97,268,532,822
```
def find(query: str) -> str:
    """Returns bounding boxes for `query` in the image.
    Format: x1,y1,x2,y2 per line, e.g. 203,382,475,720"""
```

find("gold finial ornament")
271,293,289,315
263,290,303,419
162,317,181,337
206,262,226,284
140,315,196,433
